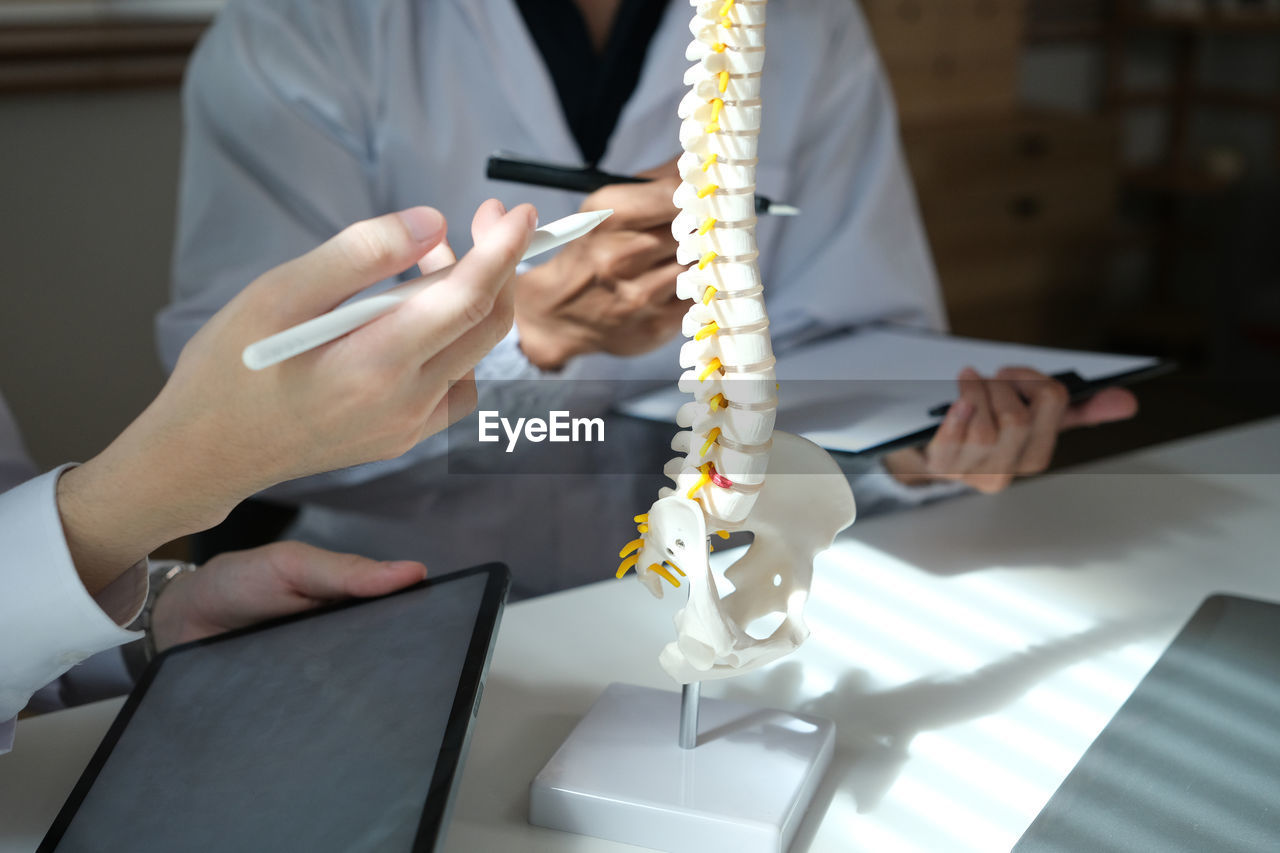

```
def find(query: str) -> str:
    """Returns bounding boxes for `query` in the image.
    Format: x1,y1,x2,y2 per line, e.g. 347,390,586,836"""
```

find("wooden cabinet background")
860,0,1121,346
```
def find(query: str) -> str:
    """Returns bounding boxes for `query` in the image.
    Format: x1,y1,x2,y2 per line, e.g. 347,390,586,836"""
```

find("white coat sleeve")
844,459,970,518
159,1,558,504
0,468,147,755
159,1,383,368
763,0,947,349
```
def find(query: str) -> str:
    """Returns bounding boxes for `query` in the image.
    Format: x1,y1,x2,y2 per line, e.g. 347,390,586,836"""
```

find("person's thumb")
264,207,446,315
1061,387,1139,430
343,560,428,598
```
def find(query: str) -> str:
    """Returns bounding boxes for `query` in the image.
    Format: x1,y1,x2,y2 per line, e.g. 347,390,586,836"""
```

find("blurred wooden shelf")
1026,21,1106,42
1026,6,1280,41
1117,87,1280,113
1197,88,1280,113
0,18,206,91
0,21,204,57
0,53,188,91
1122,10,1280,33
1124,165,1239,195
1105,222,1212,251
1103,2,1278,218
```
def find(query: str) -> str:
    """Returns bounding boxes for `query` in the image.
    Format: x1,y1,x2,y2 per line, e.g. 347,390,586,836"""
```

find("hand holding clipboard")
619,326,1171,470
884,362,1162,492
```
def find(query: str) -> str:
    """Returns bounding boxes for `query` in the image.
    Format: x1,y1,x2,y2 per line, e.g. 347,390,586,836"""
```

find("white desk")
3,419,1279,852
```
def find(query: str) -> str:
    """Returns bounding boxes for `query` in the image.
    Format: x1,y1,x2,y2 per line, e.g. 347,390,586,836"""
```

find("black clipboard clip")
927,363,1176,420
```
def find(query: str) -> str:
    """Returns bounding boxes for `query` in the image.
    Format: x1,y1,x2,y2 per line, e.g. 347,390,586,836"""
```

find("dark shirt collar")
514,0,670,166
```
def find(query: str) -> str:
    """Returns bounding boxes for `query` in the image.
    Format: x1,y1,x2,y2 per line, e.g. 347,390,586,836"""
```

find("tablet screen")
1015,594,1280,852
42,565,506,853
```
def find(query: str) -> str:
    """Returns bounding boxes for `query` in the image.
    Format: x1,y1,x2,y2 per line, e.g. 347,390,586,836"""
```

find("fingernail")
959,366,980,380
398,207,445,243
524,205,538,229
383,560,426,575
951,398,974,421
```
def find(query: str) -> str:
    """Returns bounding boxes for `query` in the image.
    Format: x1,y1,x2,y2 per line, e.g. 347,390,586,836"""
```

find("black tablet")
1015,594,1280,853
39,562,509,853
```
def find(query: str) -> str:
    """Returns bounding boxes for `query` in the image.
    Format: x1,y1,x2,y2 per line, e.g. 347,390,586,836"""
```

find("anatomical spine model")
618,0,855,684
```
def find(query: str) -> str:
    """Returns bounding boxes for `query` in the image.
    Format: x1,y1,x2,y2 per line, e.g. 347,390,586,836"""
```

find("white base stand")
529,683,835,853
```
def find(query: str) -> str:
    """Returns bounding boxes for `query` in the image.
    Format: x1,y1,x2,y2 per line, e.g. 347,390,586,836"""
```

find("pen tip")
769,204,800,216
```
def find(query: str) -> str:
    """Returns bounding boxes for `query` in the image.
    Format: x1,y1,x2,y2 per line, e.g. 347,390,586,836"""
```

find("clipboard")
615,325,1173,458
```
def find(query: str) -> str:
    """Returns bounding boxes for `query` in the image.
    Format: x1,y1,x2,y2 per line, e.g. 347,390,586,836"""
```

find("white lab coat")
0,395,144,754
160,0,949,596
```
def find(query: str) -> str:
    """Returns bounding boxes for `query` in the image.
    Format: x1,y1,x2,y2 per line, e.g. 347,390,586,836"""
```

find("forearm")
56,406,241,595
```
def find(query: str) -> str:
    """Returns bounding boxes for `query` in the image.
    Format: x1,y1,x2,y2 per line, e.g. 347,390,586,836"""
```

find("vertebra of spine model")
668,0,774,528
616,0,856,685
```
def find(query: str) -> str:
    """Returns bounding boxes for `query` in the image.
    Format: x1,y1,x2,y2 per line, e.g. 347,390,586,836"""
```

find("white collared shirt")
0,395,145,755
158,0,951,592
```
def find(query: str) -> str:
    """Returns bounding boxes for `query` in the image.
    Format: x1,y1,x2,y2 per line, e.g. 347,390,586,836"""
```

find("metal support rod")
679,681,701,750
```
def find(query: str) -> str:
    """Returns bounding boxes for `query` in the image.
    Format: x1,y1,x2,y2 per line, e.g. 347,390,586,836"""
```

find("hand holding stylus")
59,201,536,589
516,158,690,371
243,207,614,369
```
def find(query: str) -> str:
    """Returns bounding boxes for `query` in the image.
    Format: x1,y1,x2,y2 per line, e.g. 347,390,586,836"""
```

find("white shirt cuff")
473,326,549,383
0,466,147,727
851,458,971,516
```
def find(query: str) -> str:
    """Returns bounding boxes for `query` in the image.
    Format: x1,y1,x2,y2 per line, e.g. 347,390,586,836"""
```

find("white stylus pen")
242,208,614,370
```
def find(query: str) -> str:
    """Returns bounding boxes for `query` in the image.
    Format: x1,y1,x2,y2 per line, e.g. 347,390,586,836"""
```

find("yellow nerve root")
716,530,731,540
709,393,727,411
649,563,681,588
686,462,714,500
695,321,720,341
698,216,718,235
704,99,724,133
718,70,730,93
697,183,719,199
616,553,639,579
617,512,657,579
699,357,723,382
701,427,722,456
702,153,718,172
702,285,718,305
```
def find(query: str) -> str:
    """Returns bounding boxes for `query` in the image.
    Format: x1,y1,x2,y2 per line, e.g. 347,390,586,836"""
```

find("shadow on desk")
851,460,1259,578
451,675,602,828
720,617,1166,852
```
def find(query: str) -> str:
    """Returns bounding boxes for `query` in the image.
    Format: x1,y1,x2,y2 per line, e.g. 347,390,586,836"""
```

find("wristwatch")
124,559,199,677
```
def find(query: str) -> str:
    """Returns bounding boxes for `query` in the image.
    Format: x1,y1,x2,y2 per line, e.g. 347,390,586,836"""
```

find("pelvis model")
618,0,856,684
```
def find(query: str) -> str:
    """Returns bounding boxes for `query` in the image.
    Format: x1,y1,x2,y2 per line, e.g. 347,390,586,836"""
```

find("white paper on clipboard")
615,326,1160,455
